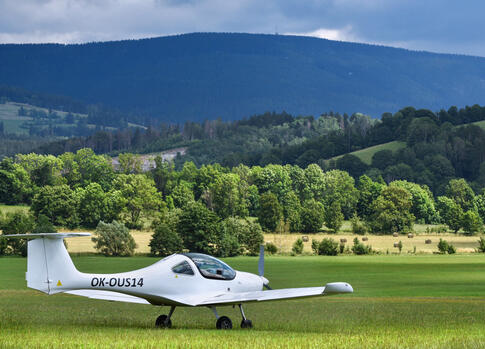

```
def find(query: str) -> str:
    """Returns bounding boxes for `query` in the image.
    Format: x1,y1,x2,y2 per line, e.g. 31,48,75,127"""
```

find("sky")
0,0,484,57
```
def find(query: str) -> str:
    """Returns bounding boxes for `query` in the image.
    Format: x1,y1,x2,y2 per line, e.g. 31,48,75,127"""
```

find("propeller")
258,244,272,290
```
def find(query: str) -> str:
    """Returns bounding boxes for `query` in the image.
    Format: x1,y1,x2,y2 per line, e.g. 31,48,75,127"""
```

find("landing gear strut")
155,306,176,328
238,304,253,329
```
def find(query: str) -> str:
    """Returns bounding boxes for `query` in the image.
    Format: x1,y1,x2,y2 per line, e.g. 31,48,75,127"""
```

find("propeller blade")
258,244,265,276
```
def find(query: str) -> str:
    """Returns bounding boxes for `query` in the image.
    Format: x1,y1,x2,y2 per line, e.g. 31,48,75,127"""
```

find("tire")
216,316,233,330
155,314,172,328
240,319,253,329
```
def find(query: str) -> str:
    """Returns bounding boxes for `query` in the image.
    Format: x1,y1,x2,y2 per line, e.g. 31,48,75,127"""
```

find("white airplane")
3,232,353,329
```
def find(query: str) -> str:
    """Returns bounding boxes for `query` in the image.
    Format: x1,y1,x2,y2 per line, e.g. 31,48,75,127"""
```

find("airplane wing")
195,283,352,306
64,290,150,304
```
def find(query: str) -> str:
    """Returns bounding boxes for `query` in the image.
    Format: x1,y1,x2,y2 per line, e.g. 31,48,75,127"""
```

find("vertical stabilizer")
2,233,90,294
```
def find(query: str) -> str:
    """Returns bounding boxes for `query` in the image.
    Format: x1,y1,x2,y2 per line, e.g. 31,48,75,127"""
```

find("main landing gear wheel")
155,315,172,328
240,319,253,329
216,316,233,330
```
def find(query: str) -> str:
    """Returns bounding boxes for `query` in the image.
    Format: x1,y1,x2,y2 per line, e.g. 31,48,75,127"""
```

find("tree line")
1,149,484,257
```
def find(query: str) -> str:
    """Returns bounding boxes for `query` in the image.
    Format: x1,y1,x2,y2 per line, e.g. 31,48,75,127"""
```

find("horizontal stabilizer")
2,233,90,239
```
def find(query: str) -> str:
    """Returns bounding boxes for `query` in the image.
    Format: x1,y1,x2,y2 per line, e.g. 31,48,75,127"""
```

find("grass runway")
1,255,485,348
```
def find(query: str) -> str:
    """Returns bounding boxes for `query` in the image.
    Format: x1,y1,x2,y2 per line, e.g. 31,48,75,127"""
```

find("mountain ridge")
1,32,485,122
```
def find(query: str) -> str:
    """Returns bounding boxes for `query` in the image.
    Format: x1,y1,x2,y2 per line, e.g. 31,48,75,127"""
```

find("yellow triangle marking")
57,280,62,287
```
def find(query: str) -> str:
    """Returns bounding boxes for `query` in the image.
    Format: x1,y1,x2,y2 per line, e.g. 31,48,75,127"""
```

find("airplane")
2,232,354,329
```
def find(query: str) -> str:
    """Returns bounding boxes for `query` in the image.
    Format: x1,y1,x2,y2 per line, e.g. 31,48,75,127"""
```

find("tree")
30,185,79,228
0,211,34,256
257,192,283,232
0,158,32,204
367,186,415,234
323,201,344,233
72,148,115,191
32,214,57,234
436,196,463,233
445,179,476,212
356,175,384,219
321,170,358,219
177,201,220,255
117,153,143,174
149,222,183,256
461,210,482,235
171,181,195,209
300,199,325,233
76,183,107,228
390,181,438,224
209,173,247,218
351,237,373,255
219,217,263,256
113,174,162,229
92,221,137,256
281,191,302,233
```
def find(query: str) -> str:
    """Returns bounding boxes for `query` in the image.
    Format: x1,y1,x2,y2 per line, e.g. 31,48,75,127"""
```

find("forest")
34,104,485,195
1,148,484,257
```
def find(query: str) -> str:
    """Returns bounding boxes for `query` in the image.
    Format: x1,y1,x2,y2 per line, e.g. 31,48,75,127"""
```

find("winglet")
323,282,353,295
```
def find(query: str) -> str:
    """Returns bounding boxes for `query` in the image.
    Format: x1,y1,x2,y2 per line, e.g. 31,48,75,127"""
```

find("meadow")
1,254,485,348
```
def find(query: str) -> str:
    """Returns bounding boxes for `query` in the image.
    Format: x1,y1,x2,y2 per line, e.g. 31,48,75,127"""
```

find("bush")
220,217,263,256
317,238,339,256
265,242,278,254
447,244,456,254
478,237,485,253
351,237,373,255
149,222,183,257
437,238,447,253
311,239,319,254
292,238,304,255
92,221,137,256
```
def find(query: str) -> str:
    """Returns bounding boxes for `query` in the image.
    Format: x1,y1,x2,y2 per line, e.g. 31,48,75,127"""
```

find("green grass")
331,141,406,165
1,255,485,348
0,204,30,214
471,120,485,130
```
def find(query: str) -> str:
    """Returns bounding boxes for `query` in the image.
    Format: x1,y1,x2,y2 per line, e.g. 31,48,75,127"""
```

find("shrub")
311,239,319,254
92,221,137,256
317,238,339,256
437,239,449,254
351,237,373,255
292,238,304,255
478,237,485,253
149,222,183,257
339,243,345,254
265,242,278,254
397,240,403,253
447,244,456,254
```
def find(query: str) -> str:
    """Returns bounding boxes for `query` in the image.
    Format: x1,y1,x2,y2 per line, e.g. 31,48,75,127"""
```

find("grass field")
1,255,485,348
0,204,30,214
60,228,482,255
330,141,406,165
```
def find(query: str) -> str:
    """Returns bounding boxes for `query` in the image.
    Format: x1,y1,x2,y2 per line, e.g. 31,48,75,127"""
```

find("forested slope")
1,33,485,122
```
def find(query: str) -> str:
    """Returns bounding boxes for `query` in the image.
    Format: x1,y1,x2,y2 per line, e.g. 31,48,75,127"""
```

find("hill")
1,33,485,122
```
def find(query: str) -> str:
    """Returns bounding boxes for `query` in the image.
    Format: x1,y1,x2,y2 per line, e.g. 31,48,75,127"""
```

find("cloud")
286,25,357,42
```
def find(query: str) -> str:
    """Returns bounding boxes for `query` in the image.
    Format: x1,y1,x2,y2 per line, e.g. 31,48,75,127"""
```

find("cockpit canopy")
183,253,236,280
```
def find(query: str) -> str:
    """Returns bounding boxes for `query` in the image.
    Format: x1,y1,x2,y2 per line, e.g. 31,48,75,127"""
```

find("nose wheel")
155,306,176,328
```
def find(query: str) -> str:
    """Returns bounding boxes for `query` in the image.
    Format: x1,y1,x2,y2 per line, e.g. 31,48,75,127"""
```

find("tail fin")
3,233,89,294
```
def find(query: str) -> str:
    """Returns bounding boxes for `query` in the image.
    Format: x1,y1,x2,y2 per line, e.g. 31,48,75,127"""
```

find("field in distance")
61,227,483,255
1,255,485,348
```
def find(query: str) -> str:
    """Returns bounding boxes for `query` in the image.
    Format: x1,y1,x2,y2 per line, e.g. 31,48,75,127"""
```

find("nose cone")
324,282,353,295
